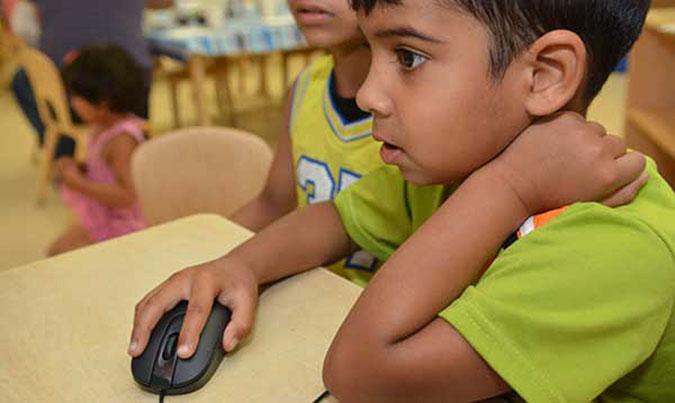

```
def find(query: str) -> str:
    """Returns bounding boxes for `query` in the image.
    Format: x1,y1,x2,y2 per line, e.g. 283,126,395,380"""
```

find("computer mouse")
131,300,232,395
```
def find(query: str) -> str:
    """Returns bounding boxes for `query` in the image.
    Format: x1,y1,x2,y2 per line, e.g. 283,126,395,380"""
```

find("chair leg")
282,52,290,94
214,67,226,115
37,126,58,205
237,57,248,94
168,77,181,128
30,143,41,165
258,55,270,98
188,55,210,126
214,61,237,126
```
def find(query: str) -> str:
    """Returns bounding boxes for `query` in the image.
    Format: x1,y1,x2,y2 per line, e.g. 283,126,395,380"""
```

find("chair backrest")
131,127,274,226
16,46,74,132
1,18,22,85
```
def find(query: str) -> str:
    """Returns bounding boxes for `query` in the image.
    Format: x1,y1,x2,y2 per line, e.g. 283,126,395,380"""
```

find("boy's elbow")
323,338,395,402
323,346,367,401
323,343,353,400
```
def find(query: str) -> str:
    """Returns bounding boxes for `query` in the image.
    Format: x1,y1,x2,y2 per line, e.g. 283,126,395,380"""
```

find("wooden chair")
131,126,273,226
16,46,88,203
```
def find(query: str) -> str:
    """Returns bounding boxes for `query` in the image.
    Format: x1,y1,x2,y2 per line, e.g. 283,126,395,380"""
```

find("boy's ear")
523,30,587,116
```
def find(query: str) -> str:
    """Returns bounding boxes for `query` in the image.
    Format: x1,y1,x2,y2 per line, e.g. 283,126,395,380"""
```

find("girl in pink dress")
48,44,147,256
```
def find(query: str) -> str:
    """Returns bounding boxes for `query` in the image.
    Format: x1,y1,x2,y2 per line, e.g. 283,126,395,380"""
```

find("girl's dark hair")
62,43,146,114
350,0,650,103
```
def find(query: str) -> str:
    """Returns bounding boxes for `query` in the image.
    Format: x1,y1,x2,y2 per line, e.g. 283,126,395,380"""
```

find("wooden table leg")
237,57,248,94
258,54,270,98
168,76,181,128
282,51,290,93
214,58,237,126
188,55,210,126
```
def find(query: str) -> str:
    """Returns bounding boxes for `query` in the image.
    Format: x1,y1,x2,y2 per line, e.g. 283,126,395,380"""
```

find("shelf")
627,108,675,158
646,8,675,35
652,0,675,7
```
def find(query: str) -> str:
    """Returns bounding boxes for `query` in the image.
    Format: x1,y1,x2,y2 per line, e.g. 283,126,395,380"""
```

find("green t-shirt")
334,160,675,402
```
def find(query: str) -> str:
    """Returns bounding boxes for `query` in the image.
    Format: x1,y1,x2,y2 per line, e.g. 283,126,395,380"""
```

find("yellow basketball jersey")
289,55,383,286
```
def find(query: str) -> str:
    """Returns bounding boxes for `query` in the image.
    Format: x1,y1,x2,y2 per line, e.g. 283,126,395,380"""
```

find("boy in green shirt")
130,0,673,401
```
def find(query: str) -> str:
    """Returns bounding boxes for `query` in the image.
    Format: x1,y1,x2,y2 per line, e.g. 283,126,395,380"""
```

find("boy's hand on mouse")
129,257,258,358
489,111,647,215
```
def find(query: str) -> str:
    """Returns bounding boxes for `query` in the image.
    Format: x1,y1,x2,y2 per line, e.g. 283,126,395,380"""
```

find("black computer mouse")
131,300,232,395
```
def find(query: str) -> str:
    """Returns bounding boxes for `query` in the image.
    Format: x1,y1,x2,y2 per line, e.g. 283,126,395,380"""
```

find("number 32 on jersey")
297,156,379,271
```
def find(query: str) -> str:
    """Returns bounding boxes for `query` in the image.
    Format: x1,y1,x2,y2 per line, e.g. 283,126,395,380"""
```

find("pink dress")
60,116,146,242
2,0,17,24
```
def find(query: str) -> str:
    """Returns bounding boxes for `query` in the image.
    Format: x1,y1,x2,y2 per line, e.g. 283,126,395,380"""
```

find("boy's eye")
395,48,428,70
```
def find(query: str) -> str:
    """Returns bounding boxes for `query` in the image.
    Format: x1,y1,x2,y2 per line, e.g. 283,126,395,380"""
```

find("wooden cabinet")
652,0,675,7
626,8,675,188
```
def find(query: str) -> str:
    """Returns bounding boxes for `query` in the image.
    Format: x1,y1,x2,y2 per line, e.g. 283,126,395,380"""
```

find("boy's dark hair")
62,43,146,114
350,0,650,103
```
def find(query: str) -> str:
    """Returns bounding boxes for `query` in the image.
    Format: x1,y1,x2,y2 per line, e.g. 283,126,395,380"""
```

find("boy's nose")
356,69,393,118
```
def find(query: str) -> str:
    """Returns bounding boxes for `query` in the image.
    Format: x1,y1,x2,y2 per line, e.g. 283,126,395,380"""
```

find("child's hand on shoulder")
489,111,647,215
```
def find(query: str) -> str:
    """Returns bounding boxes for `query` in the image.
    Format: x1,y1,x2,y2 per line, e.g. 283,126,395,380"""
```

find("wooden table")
147,18,318,126
0,214,360,402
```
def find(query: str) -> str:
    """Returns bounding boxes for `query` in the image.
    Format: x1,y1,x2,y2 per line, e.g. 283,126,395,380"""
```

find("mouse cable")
312,390,330,403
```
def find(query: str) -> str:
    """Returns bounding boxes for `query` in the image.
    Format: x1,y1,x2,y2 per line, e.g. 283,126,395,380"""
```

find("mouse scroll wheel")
163,333,179,360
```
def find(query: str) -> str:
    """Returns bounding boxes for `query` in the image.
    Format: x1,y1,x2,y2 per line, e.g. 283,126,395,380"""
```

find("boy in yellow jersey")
230,0,382,285
129,0,674,401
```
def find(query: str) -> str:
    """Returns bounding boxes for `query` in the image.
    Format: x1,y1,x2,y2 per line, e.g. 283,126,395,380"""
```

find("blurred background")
0,0,672,271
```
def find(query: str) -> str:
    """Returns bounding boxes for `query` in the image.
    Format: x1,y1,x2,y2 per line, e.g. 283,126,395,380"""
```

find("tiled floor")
0,62,628,272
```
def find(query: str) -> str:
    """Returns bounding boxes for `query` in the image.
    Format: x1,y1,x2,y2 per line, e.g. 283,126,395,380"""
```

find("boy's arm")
230,89,297,231
58,133,139,208
324,166,524,402
231,202,357,284
129,201,359,358
323,113,647,402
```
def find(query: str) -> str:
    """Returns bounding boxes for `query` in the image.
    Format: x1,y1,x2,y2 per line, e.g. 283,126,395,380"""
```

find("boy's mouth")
298,7,330,15
293,3,333,23
379,142,403,165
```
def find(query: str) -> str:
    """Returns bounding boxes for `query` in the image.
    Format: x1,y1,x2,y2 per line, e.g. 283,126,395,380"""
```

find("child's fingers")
176,276,217,359
612,151,647,189
584,120,607,138
136,276,173,308
128,279,186,357
221,286,258,352
601,171,648,207
602,133,628,158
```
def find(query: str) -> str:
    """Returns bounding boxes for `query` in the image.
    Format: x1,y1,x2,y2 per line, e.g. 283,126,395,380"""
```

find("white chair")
131,126,273,226
16,46,88,203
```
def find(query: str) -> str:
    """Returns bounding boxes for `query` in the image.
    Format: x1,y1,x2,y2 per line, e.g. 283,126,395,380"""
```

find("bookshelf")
652,0,675,7
625,8,675,188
